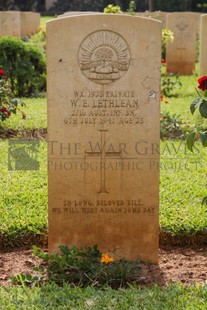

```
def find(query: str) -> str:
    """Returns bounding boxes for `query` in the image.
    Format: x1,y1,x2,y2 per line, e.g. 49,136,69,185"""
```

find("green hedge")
0,37,46,97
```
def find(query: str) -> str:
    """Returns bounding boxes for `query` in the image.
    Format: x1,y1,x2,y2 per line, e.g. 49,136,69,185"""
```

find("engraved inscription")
78,30,130,84
63,89,153,126
51,199,156,216
175,17,189,32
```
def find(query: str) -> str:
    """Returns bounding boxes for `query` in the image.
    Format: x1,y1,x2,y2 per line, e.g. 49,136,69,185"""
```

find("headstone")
21,12,40,37
166,12,198,75
0,11,21,37
199,14,207,76
47,14,161,263
58,12,102,18
195,12,202,38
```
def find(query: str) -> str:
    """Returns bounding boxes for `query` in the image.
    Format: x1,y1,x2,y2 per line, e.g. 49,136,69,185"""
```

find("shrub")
160,111,184,139
161,74,182,97
0,69,25,124
0,37,46,97
104,4,122,14
29,26,46,52
187,75,207,152
11,245,142,289
162,28,174,60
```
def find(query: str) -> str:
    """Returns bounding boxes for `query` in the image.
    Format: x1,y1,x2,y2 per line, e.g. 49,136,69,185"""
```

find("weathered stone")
166,12,199,75
136,11,167,28
199,14,207,76
21,12,40,37
0,11,21,37
47,14,161,263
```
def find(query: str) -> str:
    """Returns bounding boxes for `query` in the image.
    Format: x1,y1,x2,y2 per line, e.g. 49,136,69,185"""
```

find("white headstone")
47,14,161,263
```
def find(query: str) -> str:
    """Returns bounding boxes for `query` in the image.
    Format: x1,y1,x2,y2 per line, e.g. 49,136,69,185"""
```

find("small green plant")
0,36,46,97
11,245,142,289
127,1,136,15
11,273,44,288
161,74,182,97
104,4,122,14
160,111,184,139
162,28,174,60
29,25,46,52
0,69,25,124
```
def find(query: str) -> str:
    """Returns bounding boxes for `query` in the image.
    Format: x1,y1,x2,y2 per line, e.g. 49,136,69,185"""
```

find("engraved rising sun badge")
78,30,130,84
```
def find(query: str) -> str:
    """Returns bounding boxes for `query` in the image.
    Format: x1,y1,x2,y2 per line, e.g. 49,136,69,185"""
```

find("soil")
0,245,207,287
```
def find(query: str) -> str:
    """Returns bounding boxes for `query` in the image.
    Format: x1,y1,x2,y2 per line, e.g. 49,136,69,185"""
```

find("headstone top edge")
46,13,163,26
167,11,202,15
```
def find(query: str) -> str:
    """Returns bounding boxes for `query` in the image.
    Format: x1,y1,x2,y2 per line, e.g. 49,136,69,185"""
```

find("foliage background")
0,0,206,13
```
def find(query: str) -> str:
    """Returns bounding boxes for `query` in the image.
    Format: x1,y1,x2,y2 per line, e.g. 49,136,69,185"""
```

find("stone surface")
21,12,40,37
166,12,198,75
199,14,207,76
0,11,40,37
0,11,21,37
136,11,167,28
47,14,161,263
58,12,103,18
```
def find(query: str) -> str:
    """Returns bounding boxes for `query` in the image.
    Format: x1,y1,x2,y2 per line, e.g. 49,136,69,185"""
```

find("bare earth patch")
0,245,207,287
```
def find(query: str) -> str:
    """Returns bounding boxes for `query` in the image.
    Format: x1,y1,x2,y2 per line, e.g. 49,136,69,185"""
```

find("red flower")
0,107,8,113
161,59,166,64
0,69,5,76
0,107,11,118
198,76,207,91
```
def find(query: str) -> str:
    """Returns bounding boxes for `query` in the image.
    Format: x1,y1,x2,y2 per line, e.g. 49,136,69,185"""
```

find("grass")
0,97,47,132
0,140,47,246
40,16,56,28
0,283,206,309
160,140,207,239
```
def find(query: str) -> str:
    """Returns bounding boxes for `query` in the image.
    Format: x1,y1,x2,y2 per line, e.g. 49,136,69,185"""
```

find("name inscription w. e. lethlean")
64,89,144,126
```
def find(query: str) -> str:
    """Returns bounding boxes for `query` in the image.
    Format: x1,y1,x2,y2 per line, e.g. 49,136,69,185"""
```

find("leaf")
199,99,207,118
200,131,207,147
190,98,203,114
186,131,197,152
202,196,207,205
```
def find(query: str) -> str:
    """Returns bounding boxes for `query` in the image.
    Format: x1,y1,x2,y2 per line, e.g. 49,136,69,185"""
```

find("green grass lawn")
0,97,47,132
40,16,56,28
0,283,207,309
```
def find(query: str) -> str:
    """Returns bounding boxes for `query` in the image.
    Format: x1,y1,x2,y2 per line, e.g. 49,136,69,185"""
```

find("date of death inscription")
51,199,155,215
64,90,145,126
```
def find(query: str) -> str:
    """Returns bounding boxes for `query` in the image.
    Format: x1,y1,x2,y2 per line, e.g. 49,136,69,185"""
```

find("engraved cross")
85,130,122,194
